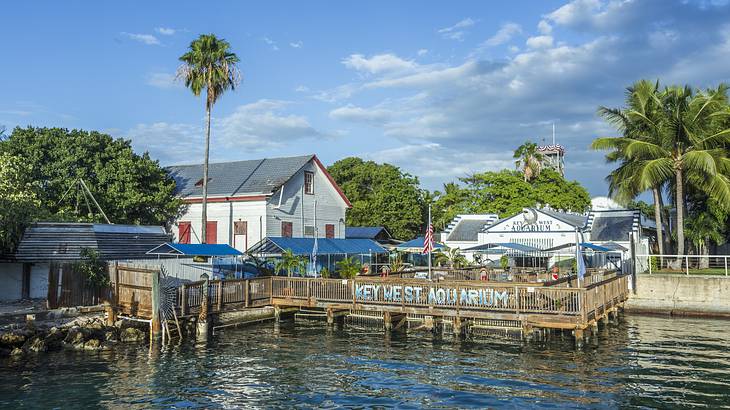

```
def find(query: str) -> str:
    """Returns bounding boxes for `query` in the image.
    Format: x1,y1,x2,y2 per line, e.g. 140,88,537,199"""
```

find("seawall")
627,274,730,318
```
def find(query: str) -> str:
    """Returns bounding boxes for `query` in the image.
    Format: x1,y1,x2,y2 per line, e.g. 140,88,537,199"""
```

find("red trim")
312,155,353,208
183,195,269,204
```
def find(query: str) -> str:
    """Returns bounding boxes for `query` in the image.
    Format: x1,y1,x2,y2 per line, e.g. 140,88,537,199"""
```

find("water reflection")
0,315,729,409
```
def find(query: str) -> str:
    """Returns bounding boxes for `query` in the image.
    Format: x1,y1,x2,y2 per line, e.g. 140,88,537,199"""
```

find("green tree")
514,141,544,182
178,34,241,243
335,256,361,279
431,182,470,230
0,153,41,254
594,82,730,256
274,249,307,277
434,246,468,268
328,157,425,239
0,127,183,227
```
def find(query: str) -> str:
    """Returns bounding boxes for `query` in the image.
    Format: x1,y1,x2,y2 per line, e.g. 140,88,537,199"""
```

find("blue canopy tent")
394,237,445,268
146,243,247,279
247,237,388,276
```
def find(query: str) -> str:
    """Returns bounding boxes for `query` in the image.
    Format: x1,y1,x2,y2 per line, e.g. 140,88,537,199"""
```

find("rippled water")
1,314,729,409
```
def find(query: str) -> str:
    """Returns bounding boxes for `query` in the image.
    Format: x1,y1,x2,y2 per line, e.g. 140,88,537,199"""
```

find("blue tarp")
146,243,244,256
396,237,445,251
248,237,388,256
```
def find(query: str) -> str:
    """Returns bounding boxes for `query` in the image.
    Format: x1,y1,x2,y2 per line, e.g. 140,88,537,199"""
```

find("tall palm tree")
514,142,544,182
177,34,241,243
594,82,730,257
594,80,669,257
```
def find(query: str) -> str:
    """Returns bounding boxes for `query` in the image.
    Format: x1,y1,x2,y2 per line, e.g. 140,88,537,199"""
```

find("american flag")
423,223,434,254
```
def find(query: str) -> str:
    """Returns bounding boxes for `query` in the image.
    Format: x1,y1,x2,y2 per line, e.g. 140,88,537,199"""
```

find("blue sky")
2,0,730,196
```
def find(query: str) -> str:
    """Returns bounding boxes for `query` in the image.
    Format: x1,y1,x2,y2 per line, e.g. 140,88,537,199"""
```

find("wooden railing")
178,277,272,316
269,274,629,321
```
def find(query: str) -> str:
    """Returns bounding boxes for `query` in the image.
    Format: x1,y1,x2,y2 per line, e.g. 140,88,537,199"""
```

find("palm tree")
514,142,544,182
594,82,730,257
336,256,361,279
177,34,241,243
275,249,306,277
434,246,468,268
594,80,669,257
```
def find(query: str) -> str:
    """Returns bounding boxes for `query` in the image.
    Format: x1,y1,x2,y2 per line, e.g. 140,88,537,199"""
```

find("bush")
74,249,109,287
336,256,361,279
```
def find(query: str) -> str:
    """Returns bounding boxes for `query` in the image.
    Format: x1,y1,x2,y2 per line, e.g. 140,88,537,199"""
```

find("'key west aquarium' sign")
354,283,511,308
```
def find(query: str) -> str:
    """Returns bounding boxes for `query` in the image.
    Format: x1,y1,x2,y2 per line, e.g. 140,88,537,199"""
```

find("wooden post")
104,301,116,326
180,284,188,316
113,261,119,309
574,328,585,347
383,311,392,331
327,307,335,327
244,280,250,307
151,270,161,339
198,279,210,336
217,281,223,311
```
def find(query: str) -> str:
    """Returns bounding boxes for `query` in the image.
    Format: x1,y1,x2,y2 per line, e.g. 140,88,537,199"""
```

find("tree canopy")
327,157,425,239
0,153,41,254
431,169,591,229
0,127,184,239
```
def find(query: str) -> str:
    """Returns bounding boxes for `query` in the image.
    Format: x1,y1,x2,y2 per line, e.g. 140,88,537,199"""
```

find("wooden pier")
110,264,629,343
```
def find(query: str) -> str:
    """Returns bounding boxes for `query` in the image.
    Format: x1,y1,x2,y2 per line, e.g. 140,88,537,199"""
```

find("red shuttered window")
178,222,191,244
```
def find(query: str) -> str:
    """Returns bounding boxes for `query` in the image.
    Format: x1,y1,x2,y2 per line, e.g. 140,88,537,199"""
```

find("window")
325,224,335,239
281,221,293,238
178,222,191,244
205,221,217,244
304,225,315,237
304,171,314,194
234,221,247,251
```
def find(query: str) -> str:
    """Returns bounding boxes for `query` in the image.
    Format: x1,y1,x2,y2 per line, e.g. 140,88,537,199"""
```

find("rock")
63,327,87,346
120,327,146,343
26,337,46,353
10,348,23,357
85,320,104,331
0,331,28,348
44,327,65,351
83,339,101,350
104,330,118,343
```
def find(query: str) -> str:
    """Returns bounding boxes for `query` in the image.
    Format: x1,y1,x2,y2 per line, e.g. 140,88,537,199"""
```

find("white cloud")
289,41,303,48
121,32,160,45
526,35,554,49
127,100,327,164
295,85,310,92
342,53,417,74
155,27,176,36
538,20,553,34
417,49,429,56
146,72,180,89
329,104,392,123
438,17,476,41
483,22,523,46
262,37,279,51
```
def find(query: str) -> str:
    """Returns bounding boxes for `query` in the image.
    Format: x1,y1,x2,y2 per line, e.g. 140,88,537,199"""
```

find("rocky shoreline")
0,315,149,358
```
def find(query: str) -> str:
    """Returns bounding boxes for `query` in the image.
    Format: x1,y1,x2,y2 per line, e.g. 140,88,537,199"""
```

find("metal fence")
637,254,730,276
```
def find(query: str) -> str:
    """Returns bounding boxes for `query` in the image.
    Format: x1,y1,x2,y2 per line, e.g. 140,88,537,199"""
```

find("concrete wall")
29,263,49,299
627,274,730,316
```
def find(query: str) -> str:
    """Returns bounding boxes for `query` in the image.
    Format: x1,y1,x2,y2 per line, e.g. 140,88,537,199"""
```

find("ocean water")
1,314,729,409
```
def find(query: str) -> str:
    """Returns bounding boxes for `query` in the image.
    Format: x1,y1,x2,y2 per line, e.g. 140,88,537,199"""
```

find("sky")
2,0,730,196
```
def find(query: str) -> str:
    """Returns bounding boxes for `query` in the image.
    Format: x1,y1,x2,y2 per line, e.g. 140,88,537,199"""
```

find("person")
551,264,560,280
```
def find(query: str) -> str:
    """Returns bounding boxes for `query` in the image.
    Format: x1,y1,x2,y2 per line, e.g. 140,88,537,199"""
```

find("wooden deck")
111,263,629,339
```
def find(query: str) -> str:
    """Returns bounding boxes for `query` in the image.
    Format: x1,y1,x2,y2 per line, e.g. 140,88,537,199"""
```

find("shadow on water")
1,314,729,409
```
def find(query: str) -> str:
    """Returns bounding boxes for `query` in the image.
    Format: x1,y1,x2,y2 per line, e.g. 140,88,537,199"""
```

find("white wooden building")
167,155,351,251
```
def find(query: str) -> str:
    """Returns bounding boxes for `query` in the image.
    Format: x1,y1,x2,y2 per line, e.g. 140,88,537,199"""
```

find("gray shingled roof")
590,215,635,241
168,155,314,198
447,219,491,242
539,209,587,228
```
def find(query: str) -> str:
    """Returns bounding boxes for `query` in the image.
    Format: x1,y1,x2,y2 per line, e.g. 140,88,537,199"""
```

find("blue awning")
464,242,542,253
542,242,619,253
396,237,445,251
248,237,388,256
146,243,243,257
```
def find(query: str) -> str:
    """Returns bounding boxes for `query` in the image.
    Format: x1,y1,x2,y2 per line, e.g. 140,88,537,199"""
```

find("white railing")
636,254,730,276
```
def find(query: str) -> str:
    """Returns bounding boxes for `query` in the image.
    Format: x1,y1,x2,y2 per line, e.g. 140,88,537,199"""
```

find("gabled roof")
464,242,542,253
15,223,171,262
589,213,637,241
445,219,492,242
168,154,315,198
539,209,587,228
396,237,445,251
146,243,243,257
248,237,388,256
345,226,392,240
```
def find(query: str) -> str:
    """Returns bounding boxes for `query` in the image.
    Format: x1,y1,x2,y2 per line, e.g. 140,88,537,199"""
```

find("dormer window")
304,171,314,194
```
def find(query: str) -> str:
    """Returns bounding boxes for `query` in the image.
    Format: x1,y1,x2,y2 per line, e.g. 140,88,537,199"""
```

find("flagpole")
428,204,432,281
